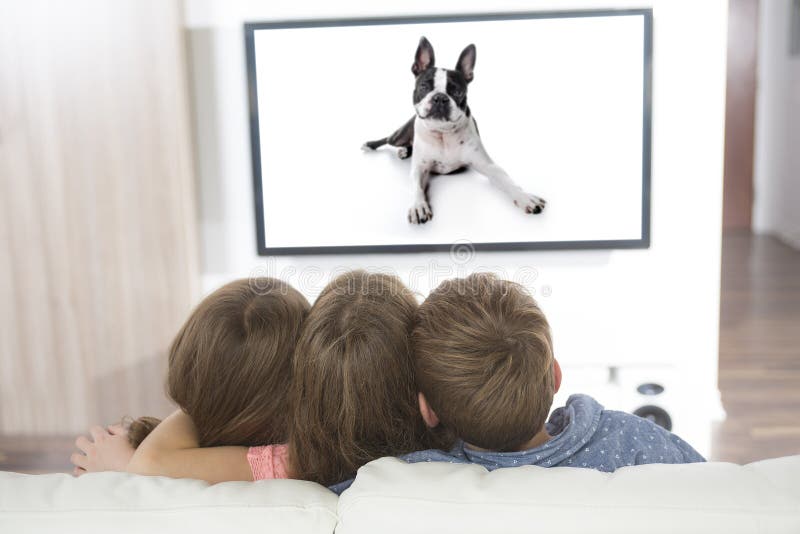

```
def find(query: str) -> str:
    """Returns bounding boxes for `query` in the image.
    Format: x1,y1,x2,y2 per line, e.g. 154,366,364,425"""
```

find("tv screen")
245,10,651,255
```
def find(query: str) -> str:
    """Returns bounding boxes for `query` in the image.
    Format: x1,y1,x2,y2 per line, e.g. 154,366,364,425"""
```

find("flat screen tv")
245,9,652,255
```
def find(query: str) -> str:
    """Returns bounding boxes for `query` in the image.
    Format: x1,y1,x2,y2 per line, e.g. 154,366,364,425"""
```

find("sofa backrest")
1,456,798,533
336,455,800,534
0,470,338,534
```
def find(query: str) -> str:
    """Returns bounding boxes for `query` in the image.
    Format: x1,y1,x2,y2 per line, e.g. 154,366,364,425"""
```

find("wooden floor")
710,232,800,463
1,232,798,473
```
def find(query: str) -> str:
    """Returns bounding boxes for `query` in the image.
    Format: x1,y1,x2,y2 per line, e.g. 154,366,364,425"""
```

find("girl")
72,271,445,488
72,276,310,481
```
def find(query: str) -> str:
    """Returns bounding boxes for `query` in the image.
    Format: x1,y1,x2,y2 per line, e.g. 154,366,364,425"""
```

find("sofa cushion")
0,471,337,534
336,455,800,534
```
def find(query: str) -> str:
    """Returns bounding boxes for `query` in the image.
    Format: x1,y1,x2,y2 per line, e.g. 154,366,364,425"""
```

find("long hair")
128,278,309,447
287,271,443,486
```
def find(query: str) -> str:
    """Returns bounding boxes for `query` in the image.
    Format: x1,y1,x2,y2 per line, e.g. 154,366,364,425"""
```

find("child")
72,271,445,490
410,273,703,466
72,277,310,479
282,270,446,486
330,272,704,492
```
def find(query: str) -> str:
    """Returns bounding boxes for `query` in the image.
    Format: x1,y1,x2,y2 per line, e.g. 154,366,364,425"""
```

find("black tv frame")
245,9,652,256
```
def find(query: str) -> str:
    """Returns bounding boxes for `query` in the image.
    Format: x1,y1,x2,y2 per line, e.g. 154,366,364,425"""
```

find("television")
245,9,652,255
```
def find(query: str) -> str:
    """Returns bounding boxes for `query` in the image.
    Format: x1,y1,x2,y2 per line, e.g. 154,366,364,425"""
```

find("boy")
410,272,703,467
331,273,703,493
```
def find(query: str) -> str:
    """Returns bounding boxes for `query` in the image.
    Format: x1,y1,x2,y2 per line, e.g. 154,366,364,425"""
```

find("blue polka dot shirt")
329,394,705,494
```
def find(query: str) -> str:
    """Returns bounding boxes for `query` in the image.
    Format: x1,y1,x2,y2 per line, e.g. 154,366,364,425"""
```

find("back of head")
130,278,310,448
412,273,554,452
288,270,431,486
171,277,309,446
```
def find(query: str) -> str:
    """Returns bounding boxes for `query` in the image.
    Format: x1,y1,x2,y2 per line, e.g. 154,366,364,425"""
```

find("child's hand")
71,424,135,476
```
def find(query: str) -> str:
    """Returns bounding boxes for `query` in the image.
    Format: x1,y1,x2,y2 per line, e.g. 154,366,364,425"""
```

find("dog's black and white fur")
362,36,546,224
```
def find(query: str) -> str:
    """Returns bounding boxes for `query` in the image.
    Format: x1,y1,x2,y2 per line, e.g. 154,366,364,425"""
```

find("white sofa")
2,455,798,533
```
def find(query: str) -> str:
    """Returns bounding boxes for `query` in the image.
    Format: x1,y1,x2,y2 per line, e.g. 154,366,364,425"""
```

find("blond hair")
412,273,554,451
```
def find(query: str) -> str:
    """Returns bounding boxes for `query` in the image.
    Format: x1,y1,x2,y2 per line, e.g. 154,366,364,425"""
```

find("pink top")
247,444,290,480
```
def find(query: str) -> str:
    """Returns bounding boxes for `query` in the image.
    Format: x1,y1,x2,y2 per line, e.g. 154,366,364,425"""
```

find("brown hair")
412,273,554,452
128,278,310,448
287,270,438,486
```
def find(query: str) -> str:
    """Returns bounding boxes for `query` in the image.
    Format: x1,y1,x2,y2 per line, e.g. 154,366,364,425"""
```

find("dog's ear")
456,44,476,83
412,36,435,76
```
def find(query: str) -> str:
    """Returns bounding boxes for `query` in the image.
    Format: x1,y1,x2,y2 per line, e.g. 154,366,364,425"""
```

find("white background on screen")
253,15,645,249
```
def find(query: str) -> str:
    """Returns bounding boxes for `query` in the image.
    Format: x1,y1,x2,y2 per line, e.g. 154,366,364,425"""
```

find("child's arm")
127,409,254,484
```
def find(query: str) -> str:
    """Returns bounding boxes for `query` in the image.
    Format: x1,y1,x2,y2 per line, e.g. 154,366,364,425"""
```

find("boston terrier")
362,36,546,224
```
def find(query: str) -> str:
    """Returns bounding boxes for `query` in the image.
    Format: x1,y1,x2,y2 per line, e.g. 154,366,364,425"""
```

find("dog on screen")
362,36,546,224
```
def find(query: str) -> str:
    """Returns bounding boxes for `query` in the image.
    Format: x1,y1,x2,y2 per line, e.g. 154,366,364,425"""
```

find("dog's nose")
432,93,448,105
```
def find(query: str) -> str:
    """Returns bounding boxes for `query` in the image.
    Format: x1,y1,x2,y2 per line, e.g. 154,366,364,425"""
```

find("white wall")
184,0,728,455
753,0,800,248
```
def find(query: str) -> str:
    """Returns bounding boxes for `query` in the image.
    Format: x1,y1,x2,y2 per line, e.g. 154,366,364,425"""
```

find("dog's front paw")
512,192,546,215
361,142,374,152
397,147,411,159
408,200,433,224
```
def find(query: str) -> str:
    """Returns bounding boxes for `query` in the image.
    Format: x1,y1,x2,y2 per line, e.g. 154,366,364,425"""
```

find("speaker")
633,404,672,431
